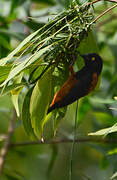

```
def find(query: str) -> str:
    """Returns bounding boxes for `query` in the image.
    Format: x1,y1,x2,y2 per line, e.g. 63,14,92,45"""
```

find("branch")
108,0,117,2
96,14,117,29
91,0,117,5
0,109,16,177
10,137,117,147
92,3,117,23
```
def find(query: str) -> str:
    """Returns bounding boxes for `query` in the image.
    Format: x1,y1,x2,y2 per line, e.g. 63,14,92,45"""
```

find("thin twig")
9,137,117,147
104,0,117,3
90,0,101,5
90,0,117,5
96,14,117,29
0,109,16,177
92,3,117,23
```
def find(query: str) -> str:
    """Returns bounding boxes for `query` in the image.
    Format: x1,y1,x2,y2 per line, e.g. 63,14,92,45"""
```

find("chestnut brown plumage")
47,53,103,114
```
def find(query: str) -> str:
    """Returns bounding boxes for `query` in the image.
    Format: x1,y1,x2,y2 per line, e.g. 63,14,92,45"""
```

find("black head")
81,53,103,75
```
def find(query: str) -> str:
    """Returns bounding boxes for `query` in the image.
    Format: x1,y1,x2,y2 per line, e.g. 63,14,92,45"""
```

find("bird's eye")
92,57,95,61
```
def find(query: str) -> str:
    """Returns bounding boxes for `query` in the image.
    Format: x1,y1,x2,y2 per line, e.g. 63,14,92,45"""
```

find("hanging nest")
0,1,94,87
0,1,95,139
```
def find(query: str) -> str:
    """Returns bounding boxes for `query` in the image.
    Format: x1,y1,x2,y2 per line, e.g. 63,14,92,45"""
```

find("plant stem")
92,3,117,23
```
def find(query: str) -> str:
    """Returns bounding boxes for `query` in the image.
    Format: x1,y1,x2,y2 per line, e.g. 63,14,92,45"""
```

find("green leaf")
79,31,99,54
89,97,115,104
0,29,26,41
22,87,36,139
0,35,11,50
0,83,24,96
93,112,117,126
11,72,24,116
111,172,117,180
0,57,17,66
30,68,52,139
0,65,12,83
11,94,20,117
100,156,109,169
88,123,117,136
47,145,58,177
108,148,117,155
7,29,40,58
78,98,91,124
0,44,53,87
52,107,67,135
42,113,55,139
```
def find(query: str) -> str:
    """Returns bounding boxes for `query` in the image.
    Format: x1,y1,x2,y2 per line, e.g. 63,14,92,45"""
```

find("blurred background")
0,0,117,179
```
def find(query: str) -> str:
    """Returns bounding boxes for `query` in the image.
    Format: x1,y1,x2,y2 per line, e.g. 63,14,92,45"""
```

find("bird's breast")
88,72,98,93
50,74,78,106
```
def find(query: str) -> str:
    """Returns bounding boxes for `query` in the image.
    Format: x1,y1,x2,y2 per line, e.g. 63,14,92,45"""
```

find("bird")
47,53,103,114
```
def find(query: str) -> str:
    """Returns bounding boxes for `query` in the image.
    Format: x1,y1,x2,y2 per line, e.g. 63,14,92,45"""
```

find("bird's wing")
50,73,79,106
52,72,97,108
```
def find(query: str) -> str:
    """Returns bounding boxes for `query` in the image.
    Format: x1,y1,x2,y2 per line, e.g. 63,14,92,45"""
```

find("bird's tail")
47,104,56,114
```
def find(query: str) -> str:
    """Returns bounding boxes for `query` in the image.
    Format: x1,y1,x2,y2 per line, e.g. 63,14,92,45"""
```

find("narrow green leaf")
0,35,11,50
11,72,24,116
0,29,26,41
47,145,58,177
89,123,117,136
111,172,117,180
30,68,52,139
22,87,36,139
0,44,53,87
0,83,24,96
0,65,12,83
89,97,115,104
11,94,20,117
93,112,117,126
53,107,67,135
0,57,16,66
100,156,109,169
108,148,117,155
7,29,40,58
78,31,98,55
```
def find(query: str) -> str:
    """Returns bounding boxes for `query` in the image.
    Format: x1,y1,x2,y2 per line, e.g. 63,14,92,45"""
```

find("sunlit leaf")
0,83,24,96
89,124,117,136
30,68,52,139
7,29,40,58
89,97,115,104
0,57,17,66
11,72,24,116
0,29,26,41
0,65,12,83
0,44,53,87
108,148,117,155
111,172,117,180
22,87,36,139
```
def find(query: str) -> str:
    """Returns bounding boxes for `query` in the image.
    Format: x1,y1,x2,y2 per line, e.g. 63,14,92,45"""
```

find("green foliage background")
0,0,117,180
